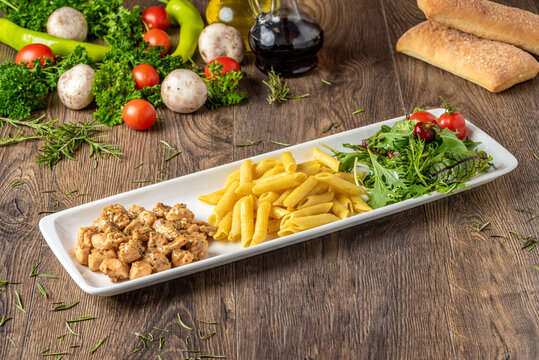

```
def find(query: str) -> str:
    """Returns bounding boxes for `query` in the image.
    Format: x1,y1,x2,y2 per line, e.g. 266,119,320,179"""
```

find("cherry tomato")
142,6,170,30
414,121,438,142
143,28,170,56
132,64,159,90
122,99,156,131
204,56,241,79
15,44,55,69
437,98,466,139
409,111,437,124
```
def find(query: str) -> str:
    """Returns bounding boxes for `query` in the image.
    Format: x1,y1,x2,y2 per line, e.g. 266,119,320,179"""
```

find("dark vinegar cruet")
248,1,323,77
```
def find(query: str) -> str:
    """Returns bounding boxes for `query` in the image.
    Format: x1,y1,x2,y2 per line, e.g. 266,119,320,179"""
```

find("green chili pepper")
0,18,109,62
163,0,204,61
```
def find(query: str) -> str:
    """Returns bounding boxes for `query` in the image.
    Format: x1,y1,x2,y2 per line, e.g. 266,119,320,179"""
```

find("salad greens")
332,119,492,209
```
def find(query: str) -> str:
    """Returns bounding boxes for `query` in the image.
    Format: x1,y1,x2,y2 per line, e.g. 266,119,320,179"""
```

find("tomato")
204,56,241,79
142,6,170,31
414,122,438,142
143,29,170,56
122,99,156,130
15,44,55,69
437,98,466,139
409,110,437,123
132,64,159,90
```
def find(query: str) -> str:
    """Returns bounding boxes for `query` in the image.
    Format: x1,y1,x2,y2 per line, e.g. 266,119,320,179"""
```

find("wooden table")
1,0,538,358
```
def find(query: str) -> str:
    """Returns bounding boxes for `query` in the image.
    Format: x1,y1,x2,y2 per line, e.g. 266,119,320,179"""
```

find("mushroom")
161,69,207,113
47,7,88,42
198,23,245,64
57,64,95,110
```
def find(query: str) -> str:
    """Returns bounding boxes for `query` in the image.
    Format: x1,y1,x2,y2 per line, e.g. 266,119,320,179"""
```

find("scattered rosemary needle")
270,140,290,147
156,178,165,182
198,330,203,339
263,68,308,104
14,290,26,313
78,193,90,197
11,181,25,187
158,336,165,349
133,162,143,170
52,301,80,311
160,140,175,151
199,355,225,359
8,337,16,347
533,152,539,161
57,334,65,340
182,349,200,353
65,321,77,335
165,151,181,162
68,345,80,349
534,266,539,271
198,319,219,325
235,139,262,147
36,281,47,298
30,260,57,278
39,190,56,193
53,201,59,207
157,356,163,360
66,315,96,323
38,210,57,215
133,179,150,183
320,78,331,85
93,158,98,170
247,103,251,111
177,313,193,331
89,336,107,354
201,332,217,340
353,109,364,115
129,348,141,355
0,316,11,326
515,208,537,222
185,336,190,345
65,190,79,196
471,222,491,232
322,122,341,134
42,351,68,357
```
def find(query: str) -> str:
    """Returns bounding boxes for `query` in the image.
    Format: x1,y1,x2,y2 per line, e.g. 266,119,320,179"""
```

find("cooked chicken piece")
198,224,216,237
118,240,143,263
93,218,118,233
99,258,129,282
144,251,171,273
128,204,146,219
88,249,116,271
99,204,131,230
74,246,91,265
138,210,157,227
152,202,171,218
187,233,208,260
171,249,195,267
161,235,189,255
165,203,194,221
77,226,99,248
153,219,181,240
129,261,153,280
132,226,152,242
147,232,168,253
124,219,143,235
91,232,126,250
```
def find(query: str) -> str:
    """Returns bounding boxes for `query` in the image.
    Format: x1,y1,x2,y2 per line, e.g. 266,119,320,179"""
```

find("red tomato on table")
409,110,437,123
132,64,159,90
15,44,55,69
122,99,156,131
204,56,241,79
142,7,170,31
143,29,170,56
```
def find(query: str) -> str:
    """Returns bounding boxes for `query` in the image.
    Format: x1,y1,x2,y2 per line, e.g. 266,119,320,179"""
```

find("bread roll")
418,0,539,55
396,21,539,93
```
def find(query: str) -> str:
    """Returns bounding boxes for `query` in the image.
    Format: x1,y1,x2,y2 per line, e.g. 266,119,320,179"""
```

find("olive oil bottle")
205,0,256,49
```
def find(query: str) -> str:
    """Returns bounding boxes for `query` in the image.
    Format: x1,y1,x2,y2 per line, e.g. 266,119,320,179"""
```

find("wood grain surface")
1,0,538,359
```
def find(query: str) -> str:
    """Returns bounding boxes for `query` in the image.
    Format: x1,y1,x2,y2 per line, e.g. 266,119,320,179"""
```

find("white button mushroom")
198,23,245,64
161,69,207,114
57,64,95,110
47,7,88,42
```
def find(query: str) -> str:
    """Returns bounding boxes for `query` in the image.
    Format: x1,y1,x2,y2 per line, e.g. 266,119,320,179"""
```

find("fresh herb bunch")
263,68,309,104
0,115,122,168
332,120,492,209
204,62,247,110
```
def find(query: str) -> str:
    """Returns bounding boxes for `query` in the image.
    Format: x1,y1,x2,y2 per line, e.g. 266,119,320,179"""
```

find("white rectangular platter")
39,109,518,296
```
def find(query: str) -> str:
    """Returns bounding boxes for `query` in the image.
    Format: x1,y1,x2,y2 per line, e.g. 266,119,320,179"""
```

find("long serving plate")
39,109,518,296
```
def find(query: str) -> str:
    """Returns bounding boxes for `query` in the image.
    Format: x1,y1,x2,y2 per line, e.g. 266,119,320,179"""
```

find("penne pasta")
214,210,233,241
273,188,293,207
224,170,240,187
307,182,329,196
331,198,352,219
208,180,239,226
251,200,271,245
314,173,365,196
228,196,244,241
335,193,354,214
269,206,290,219
253,158,279,179
240,195,254,247
280,202,333,228
313,147,340,172
236,159,254,195
259,191,280,203
298,190,334,209
297,160,321,176
252,172,307,195
257,165,286,181
197,188,226,205
278,213,340,236
283,176,318,209
350,195,373,213
267,219,281,234
280,151,297,173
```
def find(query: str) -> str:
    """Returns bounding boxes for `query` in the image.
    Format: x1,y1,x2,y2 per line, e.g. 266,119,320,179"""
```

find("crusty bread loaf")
417,0,539,55
396,21,539,92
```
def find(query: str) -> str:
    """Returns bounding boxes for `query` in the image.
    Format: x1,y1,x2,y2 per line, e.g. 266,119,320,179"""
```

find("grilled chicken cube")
74,246,90,265
171,249,195,267
132,226,152,242
165,203,194,221
99,204,131,230
187,233,208,260
147,232,168,253
144,252,171,273
100,258,129,282
91,232,127,250
124,219,143,235
128,204,145,219
129,261,153,280
153,219,181,240
138,210,157,227
152,202,171,218
162,235,189,255
77,226,99,248
118,240,143,263
88,249,116,271
93,218,118,233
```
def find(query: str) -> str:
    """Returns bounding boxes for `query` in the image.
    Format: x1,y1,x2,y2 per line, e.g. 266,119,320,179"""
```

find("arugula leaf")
435,128,468,154
367,150,407,209
427,151,491,184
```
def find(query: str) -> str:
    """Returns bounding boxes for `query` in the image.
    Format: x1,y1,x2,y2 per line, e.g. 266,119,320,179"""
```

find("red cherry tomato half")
15,43,55,69
143,28,170,56
409,111,437,123
438,112,466,139
204,56,241,79
414,121,437,142
132,64,159,90
122,99,156,131
142,6,170,31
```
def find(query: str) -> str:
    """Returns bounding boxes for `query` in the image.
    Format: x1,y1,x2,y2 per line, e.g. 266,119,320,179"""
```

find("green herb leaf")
52,301,80,311
36,282,48,298
235,139,262,147
0,316,11,326
14,290,26,313
89,336,106,354
427,151,491,184
177,313,193,331
204,62,248,110
263,68,307,104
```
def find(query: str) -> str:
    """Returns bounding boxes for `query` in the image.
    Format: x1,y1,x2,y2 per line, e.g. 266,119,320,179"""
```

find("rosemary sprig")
270,140,290,147
0,116,123,169
471,222,491,232
89,336,106,354
0,316,11,326
11,181,25,187
263,69,308,104
235,139,262,148
30,260,57,278
353,109,364,115
52,301,80,311
160,140,175,151
36,282,47,298
509,230,538,251
165,151,181,162
177,313,193,331
14,290,26,313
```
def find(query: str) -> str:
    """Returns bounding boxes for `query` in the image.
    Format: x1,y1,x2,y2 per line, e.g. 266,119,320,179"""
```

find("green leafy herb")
509,231,538,252
14,290,26,313
177,313,193,331
235,139,262,147
89,336,106,354
263,69,308,104
204,62,247,110
36,282,48,298
0,316,11,326
428,151,491,183
52,301,80,311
